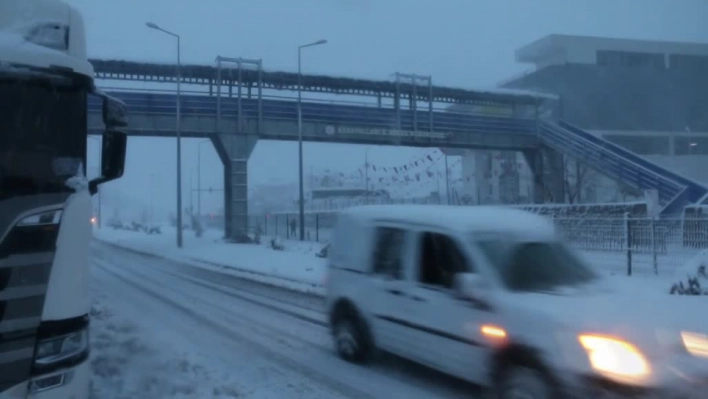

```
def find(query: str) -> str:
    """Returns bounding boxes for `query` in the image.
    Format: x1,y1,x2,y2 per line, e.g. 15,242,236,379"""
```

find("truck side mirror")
88,130,127,195
102,94,128,128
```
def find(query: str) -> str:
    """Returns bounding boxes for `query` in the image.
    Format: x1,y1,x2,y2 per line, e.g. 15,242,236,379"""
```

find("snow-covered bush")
670,250,708,296
253,224,262,245
146,226,162,235
270,237,284,251
108,220,123,230
316,243,330,258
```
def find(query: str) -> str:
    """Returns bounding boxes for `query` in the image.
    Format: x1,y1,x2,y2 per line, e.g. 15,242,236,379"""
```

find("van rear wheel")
332,313,372,363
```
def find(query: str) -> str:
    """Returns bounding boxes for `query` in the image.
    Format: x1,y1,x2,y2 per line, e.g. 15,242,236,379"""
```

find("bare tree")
562,155,599,204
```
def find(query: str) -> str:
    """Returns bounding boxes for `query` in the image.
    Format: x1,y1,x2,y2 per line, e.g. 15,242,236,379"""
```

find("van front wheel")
332,314,372,363
497,366,552,399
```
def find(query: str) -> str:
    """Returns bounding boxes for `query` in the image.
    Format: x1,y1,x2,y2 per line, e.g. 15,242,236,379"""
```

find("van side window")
372,227,406,279
418,232,470,289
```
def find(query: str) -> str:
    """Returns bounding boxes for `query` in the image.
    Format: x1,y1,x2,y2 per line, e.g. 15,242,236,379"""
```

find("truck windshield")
476,239,598,292
0,79,86,200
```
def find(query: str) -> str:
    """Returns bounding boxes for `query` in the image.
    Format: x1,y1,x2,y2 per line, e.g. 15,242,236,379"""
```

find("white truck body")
0,1,126,397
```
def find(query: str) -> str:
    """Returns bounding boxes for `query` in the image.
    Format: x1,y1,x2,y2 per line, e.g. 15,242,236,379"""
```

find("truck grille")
0,196,66,394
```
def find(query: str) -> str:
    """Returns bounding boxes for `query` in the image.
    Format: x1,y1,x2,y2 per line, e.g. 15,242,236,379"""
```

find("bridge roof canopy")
90,59,556,107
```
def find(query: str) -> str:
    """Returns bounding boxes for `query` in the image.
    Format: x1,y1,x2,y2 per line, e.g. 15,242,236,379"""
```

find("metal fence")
248,212,338,243
248,212,708,275
553,217,705,275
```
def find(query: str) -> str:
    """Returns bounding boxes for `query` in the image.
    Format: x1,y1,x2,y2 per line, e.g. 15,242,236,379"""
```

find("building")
465,34,708,204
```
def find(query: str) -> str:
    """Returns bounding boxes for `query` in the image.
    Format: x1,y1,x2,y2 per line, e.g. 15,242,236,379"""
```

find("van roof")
342,205,555,236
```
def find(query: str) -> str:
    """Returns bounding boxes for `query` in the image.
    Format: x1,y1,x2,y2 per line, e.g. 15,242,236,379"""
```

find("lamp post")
297,39,327,241
147,21,183,248
444,152,450,205
364,147,372,204
197,139,210,219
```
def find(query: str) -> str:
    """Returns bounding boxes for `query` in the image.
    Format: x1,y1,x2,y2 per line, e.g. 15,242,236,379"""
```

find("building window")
597,50,623,66
675,137,708,155
669,54,708,71
597,50,664,69
604,135,671,155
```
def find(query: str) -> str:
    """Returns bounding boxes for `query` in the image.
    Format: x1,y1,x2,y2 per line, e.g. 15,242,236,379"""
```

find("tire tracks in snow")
93,258,375,399
91,242,478,399
93,256,330,357
92,240,325,313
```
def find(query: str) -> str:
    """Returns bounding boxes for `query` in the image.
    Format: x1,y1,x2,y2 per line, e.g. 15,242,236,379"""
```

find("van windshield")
476,240,598,293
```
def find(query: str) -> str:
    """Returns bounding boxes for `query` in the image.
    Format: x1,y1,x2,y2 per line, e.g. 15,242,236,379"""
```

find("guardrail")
88,91,540,136
540,121,685,207
557,121,708,204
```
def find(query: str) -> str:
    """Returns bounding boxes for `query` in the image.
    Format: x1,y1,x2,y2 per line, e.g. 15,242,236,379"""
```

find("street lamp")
364,147,372,205
297,39,327,241
147,21,183,248
197,139,210,218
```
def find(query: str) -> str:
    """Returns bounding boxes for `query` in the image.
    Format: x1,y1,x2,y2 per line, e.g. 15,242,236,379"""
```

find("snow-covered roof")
0,31,92,77
342,205,555,237
92,59,555,104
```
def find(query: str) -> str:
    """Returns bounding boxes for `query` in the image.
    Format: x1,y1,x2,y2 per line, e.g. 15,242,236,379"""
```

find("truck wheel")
332,313,373,363
497,366,552,399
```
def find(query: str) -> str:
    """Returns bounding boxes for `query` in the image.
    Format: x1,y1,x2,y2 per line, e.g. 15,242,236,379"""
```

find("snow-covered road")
89,241,481,399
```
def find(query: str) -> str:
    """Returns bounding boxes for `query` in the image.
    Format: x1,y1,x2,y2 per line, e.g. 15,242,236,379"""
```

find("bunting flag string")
309,149,532,198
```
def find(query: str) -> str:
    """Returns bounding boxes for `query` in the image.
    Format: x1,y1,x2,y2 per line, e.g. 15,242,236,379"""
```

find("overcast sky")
67,0,707,217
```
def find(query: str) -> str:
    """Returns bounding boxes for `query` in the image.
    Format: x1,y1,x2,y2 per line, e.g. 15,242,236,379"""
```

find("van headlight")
681,331,708,358
35,329,89,367
578,334,651,384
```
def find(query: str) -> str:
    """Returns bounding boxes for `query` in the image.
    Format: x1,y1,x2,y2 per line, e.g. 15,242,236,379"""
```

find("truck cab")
0,1,127,397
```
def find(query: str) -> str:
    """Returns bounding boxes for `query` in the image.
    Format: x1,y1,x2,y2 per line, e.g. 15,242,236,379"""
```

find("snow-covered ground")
89,292,243,398
93,225,692,297
89,226,706,398
89,241,482,399
93,226,328,296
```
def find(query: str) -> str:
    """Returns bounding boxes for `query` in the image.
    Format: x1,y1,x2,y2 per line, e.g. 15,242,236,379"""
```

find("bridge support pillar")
523,149,544,204
212,133,258,241
544,146,566,203
523,147,565,204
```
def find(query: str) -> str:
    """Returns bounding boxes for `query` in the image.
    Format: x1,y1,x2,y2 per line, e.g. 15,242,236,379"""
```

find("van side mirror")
88,130,127,195
453,273,491,308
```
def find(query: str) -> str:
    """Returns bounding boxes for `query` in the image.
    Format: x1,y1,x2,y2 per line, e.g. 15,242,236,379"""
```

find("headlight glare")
681,331,708,358
578,334,651,384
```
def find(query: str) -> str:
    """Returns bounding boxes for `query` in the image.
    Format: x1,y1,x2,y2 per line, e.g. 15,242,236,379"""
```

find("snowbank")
94,224,692,299
670,250,708,295
93,227,327,296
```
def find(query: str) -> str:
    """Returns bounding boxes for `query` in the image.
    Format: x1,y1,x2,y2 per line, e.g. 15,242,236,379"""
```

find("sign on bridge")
325,125,453,140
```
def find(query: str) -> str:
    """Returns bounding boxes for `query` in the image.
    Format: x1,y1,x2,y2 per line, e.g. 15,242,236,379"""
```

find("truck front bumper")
2,360,89,399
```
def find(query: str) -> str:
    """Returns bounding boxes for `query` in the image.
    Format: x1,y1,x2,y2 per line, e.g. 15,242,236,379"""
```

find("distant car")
325,205,708,399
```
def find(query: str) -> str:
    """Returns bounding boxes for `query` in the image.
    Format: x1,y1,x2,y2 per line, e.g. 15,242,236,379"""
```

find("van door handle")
386,289,404,296
411,295,427,302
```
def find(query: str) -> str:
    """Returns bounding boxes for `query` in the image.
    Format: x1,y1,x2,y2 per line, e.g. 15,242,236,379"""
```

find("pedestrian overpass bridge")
88,59,708,239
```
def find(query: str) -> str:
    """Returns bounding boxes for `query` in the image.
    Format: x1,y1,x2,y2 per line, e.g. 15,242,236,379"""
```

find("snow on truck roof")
342,205,556,236
0,1,93,78
0,31,93,77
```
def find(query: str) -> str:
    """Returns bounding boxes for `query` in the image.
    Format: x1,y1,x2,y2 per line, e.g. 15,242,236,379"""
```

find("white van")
325,205,707,399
